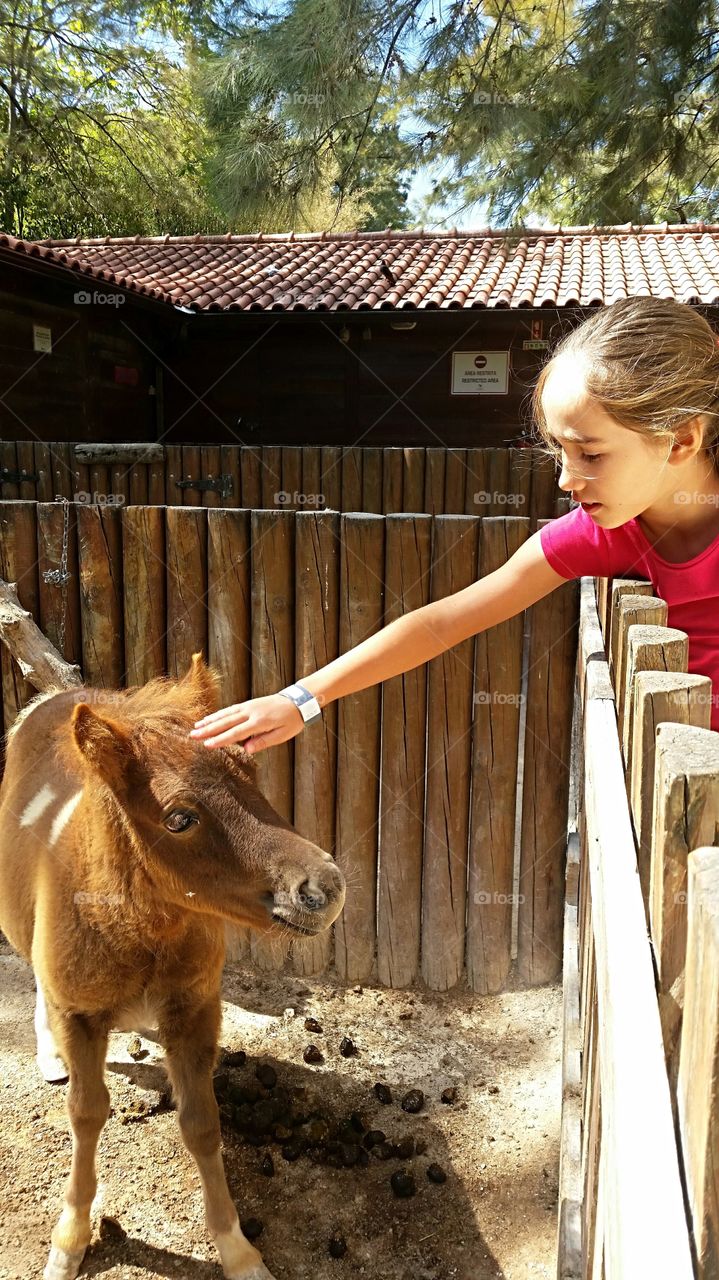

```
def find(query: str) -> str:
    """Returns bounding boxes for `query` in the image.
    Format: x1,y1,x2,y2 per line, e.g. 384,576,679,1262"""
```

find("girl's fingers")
193,705,243,728
190,712,248,738
201,720,260,748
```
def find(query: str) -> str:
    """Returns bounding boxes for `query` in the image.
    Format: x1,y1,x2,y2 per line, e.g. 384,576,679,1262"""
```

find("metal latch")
175,474,234,498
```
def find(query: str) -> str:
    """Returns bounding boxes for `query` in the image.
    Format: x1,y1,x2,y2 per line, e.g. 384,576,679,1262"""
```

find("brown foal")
0,653,345,1280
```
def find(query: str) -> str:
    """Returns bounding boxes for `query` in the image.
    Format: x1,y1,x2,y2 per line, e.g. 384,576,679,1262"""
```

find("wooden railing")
558,576,719,1279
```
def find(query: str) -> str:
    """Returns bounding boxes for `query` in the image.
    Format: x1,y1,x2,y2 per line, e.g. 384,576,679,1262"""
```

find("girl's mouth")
580,501,602,513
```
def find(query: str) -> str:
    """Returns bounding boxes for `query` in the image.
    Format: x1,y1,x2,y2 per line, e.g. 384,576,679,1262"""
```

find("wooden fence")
0,440,562,522
0,498,577,993
558,575,719,1278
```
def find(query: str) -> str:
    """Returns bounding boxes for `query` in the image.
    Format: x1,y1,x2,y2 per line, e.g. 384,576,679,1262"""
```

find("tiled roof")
3,223,719,313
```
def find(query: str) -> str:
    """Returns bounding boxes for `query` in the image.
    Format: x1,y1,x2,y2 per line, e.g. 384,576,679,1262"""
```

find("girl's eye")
582,453,601,463
165,810,199,833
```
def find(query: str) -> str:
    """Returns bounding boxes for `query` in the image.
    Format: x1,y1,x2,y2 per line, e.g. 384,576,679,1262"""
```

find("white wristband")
277,682,322,724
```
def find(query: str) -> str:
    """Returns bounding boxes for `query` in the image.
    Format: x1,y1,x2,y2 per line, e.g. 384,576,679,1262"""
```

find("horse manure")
220,1049,247,1069
281,1137,305,1161
390,1169,416,1198
127,1036,146,1060
374,1082,392,1104
441,1086,458,1104
350,1110,367,1133
401,1088,424,1113
339,1036,357,1057
340,1142,360,1167
427,1162,447,1184
240,1217,263,1240
260,1153,275,1176
371,1141,394,1161
255,1063,277,1090
99,1216,126,1241
362,1129,386,1149
328,1234,347,1258
393,1135,416,1160
303,1044,324,1064
304,1017,323,1033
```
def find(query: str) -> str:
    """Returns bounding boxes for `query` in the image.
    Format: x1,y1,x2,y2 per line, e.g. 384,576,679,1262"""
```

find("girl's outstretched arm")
189,530,569,753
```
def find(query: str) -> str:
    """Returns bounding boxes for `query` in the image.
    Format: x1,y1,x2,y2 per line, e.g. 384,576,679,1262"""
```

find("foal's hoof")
36,1051,69,1083
43,1245,87,1280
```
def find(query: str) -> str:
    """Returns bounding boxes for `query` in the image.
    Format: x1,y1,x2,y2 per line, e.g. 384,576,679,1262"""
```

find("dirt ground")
0,945,561,1280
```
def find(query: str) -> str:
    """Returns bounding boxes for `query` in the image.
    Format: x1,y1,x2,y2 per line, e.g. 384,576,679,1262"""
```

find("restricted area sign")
451,350,509,395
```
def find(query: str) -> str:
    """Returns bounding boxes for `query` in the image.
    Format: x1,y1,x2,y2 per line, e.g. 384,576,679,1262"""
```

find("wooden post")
608,579,655,685
377,514,431,987
517,519,579,985
467,516,528,993
292,511,340,977
629,671,712,910
122,505,166,685
249,508,295,971
0,502,40,729
621,624,688,766
165,505,207,678
612,595,668,745
77,503,124,688
677,846,719,1280
650,724,719,1078
421,515,477,990
334,514,384,982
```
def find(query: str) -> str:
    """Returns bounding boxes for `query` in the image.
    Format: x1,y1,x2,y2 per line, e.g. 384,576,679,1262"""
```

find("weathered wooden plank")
0,501,39,729
249,508,295,971
421,515,477,990
467,516,528,993
678,846,719,1280
334,514,384,982
517,520,579,984
122,505,166,685
165,506,207,677
377,514,431,987
292,511,340,977
77,503,124,688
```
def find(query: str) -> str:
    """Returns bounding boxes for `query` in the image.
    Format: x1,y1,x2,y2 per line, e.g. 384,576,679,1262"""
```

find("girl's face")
540,354,675,529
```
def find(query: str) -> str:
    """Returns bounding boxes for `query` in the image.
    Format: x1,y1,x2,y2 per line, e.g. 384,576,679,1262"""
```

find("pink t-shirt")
539,504,719,732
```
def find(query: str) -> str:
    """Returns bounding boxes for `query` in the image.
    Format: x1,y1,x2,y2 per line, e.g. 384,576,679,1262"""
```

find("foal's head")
67,654,345,938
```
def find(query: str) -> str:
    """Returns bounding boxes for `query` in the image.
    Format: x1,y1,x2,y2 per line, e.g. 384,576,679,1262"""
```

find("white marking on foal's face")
48,790,83,847
19,783,57,827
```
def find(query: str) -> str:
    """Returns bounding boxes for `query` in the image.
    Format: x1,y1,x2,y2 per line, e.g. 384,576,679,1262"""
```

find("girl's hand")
188,693,305,754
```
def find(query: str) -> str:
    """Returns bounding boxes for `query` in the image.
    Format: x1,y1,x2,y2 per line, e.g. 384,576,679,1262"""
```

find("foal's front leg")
43,1012,110,1280
161,997,276,1280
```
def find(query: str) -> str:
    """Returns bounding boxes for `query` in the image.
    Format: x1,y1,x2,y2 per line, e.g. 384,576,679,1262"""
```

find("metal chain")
41,496,71,656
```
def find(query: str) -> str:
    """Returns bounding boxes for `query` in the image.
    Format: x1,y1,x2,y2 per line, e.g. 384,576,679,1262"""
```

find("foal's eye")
165,810,198,833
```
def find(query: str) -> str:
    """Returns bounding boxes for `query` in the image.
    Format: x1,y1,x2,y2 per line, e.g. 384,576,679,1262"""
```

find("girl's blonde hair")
531,297,719,472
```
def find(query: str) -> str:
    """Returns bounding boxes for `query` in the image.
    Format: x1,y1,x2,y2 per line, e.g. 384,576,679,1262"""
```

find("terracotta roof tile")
0,225,717,312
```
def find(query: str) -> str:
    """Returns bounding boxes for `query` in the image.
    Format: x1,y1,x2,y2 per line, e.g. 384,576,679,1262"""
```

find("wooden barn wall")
161,312,560,447
0,261,175,443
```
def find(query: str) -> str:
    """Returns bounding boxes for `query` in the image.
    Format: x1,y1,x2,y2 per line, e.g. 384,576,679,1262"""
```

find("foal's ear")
181,651,222,716
71,704,138,792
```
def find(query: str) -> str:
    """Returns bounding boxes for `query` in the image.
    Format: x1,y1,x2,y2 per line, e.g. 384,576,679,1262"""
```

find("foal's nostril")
294,880,327,913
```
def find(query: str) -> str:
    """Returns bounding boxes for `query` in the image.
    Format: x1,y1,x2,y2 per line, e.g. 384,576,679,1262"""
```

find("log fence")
0,498,577,995
558,574,719,1279
0,440,562,524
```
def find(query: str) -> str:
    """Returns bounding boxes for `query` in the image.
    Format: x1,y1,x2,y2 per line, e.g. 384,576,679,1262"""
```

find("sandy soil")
0,947,561,1280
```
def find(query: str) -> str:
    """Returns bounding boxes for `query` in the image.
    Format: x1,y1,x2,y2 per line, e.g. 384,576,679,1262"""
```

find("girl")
189,296,719,751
